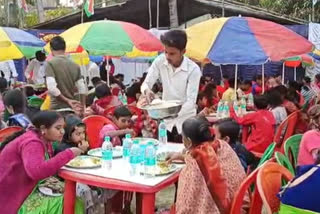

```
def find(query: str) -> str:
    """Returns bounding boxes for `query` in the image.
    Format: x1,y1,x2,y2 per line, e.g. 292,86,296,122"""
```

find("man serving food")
140,30,202,142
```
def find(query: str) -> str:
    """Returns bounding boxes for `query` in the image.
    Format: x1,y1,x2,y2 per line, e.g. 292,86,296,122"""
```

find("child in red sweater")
230,95,276,153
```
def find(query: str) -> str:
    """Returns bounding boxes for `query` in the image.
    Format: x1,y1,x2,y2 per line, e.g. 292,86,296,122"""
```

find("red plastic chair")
230,162,271,214
257,162,294,214
0,126,23,143
274,111,299,152
83,115,114,149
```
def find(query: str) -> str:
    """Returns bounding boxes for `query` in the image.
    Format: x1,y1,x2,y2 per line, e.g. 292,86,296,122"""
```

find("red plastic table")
59,169,180,214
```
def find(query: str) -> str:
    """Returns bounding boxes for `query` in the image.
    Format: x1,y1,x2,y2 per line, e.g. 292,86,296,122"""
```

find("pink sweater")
0,130,74,213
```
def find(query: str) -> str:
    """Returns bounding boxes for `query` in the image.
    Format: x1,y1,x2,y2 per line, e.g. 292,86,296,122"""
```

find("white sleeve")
141,59,160,94
8,60,18,78
75,78,87,95
178,66,202,117
25,60,35,79
46,77,61,97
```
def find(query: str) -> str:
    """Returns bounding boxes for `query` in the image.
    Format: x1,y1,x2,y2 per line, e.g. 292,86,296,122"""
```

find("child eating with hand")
99,106,134,147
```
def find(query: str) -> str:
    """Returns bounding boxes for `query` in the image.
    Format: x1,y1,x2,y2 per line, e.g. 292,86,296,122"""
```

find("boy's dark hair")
253,94,269,109
160,30,187,51
315,73,320,82
114,106,132,119
0,76,8,94
91,77,102,87
273,85,288,95
95,83,111,99
223,75,229,80
3,89,27,114
288,81,301,92
304,76,311,84
242,80,252,86
216,118,240,145
126,82,141,98
50,36,66,51
228,78,236,88
35,50,46,62
254,75,262,81
24,86,35,97
265,89,283,108
115,74,124,79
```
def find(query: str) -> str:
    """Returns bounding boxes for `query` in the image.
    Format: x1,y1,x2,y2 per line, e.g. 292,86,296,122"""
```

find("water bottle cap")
104,136,111,141
133,139,139,144
125,133,131,139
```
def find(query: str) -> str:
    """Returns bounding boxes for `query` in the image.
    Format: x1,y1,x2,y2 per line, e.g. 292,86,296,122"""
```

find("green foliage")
235,0,317,21
25,7,72,27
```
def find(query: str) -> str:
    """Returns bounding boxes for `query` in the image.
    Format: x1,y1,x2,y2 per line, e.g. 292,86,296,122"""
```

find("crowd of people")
0,28,319,214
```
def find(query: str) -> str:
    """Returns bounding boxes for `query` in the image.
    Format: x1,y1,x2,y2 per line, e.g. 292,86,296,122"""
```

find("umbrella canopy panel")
0,27,45,61
186,17,313,65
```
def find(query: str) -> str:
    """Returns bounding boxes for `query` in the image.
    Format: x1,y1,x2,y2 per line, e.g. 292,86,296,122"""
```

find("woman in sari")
171,116,246,214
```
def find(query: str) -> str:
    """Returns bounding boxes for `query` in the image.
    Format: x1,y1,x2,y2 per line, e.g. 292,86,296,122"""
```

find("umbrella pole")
219,65,223,84
294,67,297,81
262,64,265,93
282,62,285,85
235,64,238,98
107,57,110,87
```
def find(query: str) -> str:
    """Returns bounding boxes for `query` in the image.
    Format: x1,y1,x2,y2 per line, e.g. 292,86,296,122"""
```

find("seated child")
55,114,89,155
214,118,258,171
89,83,121,116
99,106,134,147
3,89,31,128
55,114,117,214
230,95,276,153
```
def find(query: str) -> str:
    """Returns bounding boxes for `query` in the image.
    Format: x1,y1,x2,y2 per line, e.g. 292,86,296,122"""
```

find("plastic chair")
230,162,271,214
0,126,23,143
83,115,114,149
274,111,299,151
275,152,295,175
257,162,294,214
284,134,303,169
257,143,276,167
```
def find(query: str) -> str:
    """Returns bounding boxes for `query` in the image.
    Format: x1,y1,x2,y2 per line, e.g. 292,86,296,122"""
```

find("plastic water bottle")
241,97,247,115
223,101,230,118
118,92,123,103
122,93,128,105
101,136,113,171
129,140,140,176
144,142,156,178
247,93,254,108
217,101,224,118
233,100,239,116
158,120,167,145
122,134,132,162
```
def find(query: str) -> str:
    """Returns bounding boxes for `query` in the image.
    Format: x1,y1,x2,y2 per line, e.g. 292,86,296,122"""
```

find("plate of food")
155,162,178,176
87,146,123,158
133,138,159,146
66,156,101,169
38,177,64,197
157,152,184,164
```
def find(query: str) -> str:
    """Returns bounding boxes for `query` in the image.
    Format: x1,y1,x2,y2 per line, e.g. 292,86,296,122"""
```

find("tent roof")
31,0,306,30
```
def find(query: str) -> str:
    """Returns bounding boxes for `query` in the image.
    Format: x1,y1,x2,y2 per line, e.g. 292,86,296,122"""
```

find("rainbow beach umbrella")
0,27,45,61
45,20,163,57
186,17,313,65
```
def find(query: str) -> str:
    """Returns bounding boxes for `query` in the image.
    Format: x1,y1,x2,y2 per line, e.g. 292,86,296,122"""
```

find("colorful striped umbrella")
45,20,163,57
186,17,313,65
0,27,45,61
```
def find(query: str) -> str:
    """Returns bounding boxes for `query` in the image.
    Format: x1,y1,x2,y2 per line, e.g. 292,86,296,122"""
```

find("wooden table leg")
136,192,156,214
63,180,76,214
